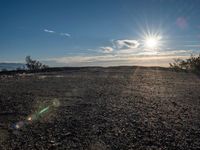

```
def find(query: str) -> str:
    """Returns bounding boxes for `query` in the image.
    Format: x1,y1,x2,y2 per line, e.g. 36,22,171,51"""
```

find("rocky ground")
0,67,200,149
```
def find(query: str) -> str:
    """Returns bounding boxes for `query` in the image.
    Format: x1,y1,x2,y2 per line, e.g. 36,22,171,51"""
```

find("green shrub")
169,54,200,72
25,56,49,71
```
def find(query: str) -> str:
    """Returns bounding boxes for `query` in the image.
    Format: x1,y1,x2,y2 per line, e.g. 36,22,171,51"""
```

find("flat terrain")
0,67,200,149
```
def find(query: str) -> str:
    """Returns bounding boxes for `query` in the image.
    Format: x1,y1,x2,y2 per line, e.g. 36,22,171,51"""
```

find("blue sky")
1,0,200,66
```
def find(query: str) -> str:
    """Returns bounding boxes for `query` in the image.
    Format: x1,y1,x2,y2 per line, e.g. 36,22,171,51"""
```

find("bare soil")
0,67,200,149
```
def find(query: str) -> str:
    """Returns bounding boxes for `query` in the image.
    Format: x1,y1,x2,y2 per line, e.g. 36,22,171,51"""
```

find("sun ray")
145,35,161,49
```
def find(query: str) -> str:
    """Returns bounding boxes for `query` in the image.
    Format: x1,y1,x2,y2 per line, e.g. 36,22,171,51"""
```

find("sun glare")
140,26,163,50
144,34,162,49
145,37,158,49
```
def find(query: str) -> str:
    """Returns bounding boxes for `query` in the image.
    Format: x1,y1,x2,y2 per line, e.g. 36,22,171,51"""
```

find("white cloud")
98,39,140,54
113,40,140,49
100,47,113,53
60,33,71,37
44,29,55,33
43,49,192,67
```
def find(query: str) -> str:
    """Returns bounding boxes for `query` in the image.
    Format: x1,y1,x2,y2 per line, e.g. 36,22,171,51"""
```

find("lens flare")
15,124,20,129
27,116,32,121
52,98,60,107
14,121,24,129
13,98,60,130
39,106,49,115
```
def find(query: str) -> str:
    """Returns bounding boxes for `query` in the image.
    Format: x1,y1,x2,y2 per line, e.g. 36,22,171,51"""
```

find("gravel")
0,67,200,149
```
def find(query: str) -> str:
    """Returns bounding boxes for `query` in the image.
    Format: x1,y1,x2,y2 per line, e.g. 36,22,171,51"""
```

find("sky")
0,0,200,67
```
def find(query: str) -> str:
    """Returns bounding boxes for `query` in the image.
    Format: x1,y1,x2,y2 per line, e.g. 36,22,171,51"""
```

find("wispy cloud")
43,49,192,67
44,29,71,38
60,33,71,37
113,40,140,49
184,44,200,47
44,29,55,33
98,39,140,54
100,47,113,53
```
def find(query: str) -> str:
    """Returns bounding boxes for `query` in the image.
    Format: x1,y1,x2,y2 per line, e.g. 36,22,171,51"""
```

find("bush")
169,54,200,72
25,56,48,71
1,68,8,72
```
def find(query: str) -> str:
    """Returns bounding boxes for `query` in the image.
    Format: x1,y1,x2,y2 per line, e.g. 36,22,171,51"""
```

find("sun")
139,27,163,50
144,35,162,49
145,37,158,49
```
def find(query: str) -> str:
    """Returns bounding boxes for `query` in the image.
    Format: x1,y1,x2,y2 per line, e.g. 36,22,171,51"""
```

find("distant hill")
0,63,25,71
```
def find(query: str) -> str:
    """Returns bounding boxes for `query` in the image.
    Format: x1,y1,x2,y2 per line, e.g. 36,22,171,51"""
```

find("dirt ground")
0,67,200,149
